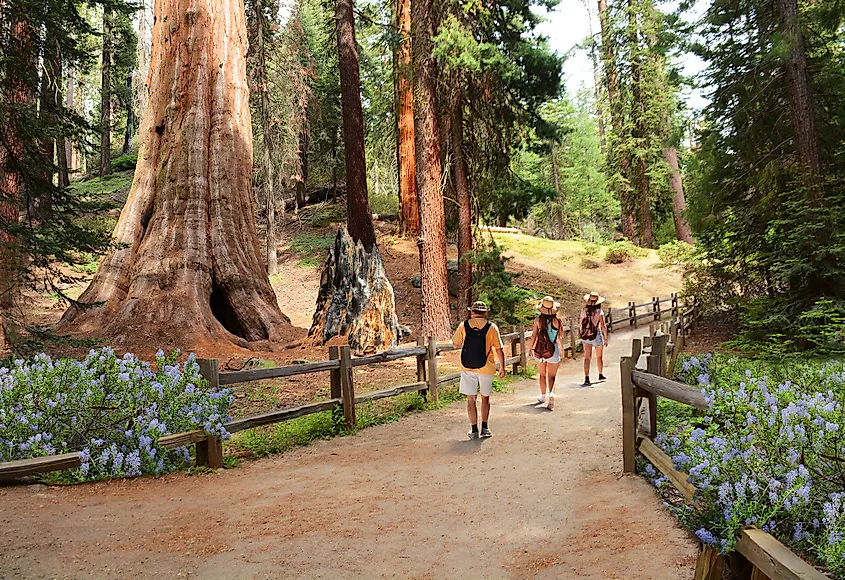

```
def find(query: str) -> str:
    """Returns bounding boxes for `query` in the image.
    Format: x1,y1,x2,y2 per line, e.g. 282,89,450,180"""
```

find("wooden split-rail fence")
0,327,549,481
620,320,827,580
604,293,695,334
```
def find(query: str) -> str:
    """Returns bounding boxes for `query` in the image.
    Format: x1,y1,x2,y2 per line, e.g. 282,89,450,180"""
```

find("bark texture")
0,19,34,350
123,69,134,154
99,10,112,177
308,227,401,354
598,0,635,241
664,147,693,243
60,0,294,351
451,85,472,316
336,0,376,252
254,0,277,275
776,0,823,196
413,0,451,339
396,0,419,238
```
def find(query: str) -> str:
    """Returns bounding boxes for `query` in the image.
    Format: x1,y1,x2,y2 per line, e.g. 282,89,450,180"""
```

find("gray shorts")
582,330,605,347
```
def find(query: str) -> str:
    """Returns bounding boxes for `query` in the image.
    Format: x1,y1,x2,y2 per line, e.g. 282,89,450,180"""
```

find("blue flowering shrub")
648,354,845,577
0,348,233,482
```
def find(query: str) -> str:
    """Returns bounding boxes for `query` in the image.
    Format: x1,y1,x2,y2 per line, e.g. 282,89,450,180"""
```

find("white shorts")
459,371,494,397
535,345,560,364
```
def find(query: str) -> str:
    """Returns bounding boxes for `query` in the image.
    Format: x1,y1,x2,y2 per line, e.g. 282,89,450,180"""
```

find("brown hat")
584,291,606,304
468,300,490,313
536,296,560,312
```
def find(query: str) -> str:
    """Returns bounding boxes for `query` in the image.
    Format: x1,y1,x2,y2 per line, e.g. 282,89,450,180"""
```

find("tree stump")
308,227,402,354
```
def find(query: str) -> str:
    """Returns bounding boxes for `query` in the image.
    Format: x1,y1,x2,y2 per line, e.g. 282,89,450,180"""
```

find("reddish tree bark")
396,0,419,238
413,0,451,339
452,84,472,316
99,10,112,177
776,0,823,198
60,0,294,351
336,0,376,251
0,19,35,350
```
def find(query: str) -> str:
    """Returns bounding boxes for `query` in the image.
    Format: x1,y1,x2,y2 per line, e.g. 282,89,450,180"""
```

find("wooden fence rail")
621,317,827,580
0,327,537,482
606,293,691,332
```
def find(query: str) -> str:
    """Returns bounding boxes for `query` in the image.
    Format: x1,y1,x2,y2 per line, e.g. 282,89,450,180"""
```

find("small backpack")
461,321,490,369
534,315,556,359
580,309,599,341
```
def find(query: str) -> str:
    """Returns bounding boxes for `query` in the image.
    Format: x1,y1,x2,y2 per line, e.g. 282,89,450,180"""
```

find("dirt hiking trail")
0,328,697,579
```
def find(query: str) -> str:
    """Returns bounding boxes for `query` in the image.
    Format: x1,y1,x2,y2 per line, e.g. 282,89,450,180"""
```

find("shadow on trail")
447,438,489,456
505,403,553,414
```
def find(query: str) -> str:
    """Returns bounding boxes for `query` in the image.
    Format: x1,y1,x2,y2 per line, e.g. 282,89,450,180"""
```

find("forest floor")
0,327,698,579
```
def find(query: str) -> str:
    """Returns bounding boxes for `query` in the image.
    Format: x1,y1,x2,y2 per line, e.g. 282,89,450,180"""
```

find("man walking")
451,301,506,439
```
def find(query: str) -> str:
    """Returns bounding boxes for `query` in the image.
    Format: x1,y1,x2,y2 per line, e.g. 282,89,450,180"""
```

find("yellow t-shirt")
451,318,504,375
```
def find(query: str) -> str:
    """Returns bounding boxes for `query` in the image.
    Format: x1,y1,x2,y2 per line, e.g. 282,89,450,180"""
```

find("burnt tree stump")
308,227,402,355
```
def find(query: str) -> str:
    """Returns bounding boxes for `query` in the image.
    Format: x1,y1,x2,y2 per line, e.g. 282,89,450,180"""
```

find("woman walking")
580,291,609,387
529,296,564,409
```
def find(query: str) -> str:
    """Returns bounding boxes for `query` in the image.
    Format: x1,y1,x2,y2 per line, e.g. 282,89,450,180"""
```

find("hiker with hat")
451,300,506,439
529,296,564,409
579,291,609,386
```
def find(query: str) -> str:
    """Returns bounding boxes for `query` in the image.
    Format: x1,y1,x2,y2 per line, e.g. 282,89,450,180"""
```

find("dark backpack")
580,310,599,341
461,321,490,369
534,315,557,359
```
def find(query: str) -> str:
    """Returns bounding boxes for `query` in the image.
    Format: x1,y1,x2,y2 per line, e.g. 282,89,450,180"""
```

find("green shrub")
467,240,533,325
583,242,600,256
657,240,697,268
604,240,647,264
111,154,137,172
581,257,600,269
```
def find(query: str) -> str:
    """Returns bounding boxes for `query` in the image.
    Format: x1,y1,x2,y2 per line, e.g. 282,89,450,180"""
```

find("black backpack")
580,309,599,341
461,321,490,369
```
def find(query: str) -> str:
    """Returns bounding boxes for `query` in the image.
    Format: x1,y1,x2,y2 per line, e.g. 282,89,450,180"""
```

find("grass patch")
297,256,324,269
370,191,398,215
70,170,134,199
492,233,586,260
226,369,532,459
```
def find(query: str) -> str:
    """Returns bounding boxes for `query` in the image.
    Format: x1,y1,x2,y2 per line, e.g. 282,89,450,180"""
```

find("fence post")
653,297,659,321
339,345,355,429
671,293,678,316
569,319,577,359
511,329,520,374
518,325,528,373
630,302,638,328
693,544,725,580
427,337,439,405
197,358,223,469
668,334,684,378
645,354,659,439
415,336,427,400
621,356,636,473
632,338,642,363
329,346,341,400
607,307,613,333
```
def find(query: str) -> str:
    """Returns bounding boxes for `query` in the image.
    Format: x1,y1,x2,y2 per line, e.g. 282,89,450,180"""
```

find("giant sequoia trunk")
598,0,635,241
307,0,400,352
396,0,419,238
413,0,451,339
60,0,293,351
0,19,35,350
452,84,472,316
776,0,823,198
99,10,112,177
336,0,376,251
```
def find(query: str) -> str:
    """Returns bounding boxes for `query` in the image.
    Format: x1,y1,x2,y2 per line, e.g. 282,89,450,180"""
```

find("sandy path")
0,329,697,579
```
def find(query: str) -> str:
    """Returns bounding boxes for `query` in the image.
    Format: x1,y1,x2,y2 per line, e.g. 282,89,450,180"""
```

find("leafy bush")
0,349,233,482
604,240,647,264
111,153,137,172
657,241,698,268
649,353,845,576
583,242,600,256
467,240,533,325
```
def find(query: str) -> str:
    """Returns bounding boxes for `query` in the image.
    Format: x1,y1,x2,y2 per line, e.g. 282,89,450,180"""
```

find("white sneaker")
547,392,555,410
537,394,546,404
